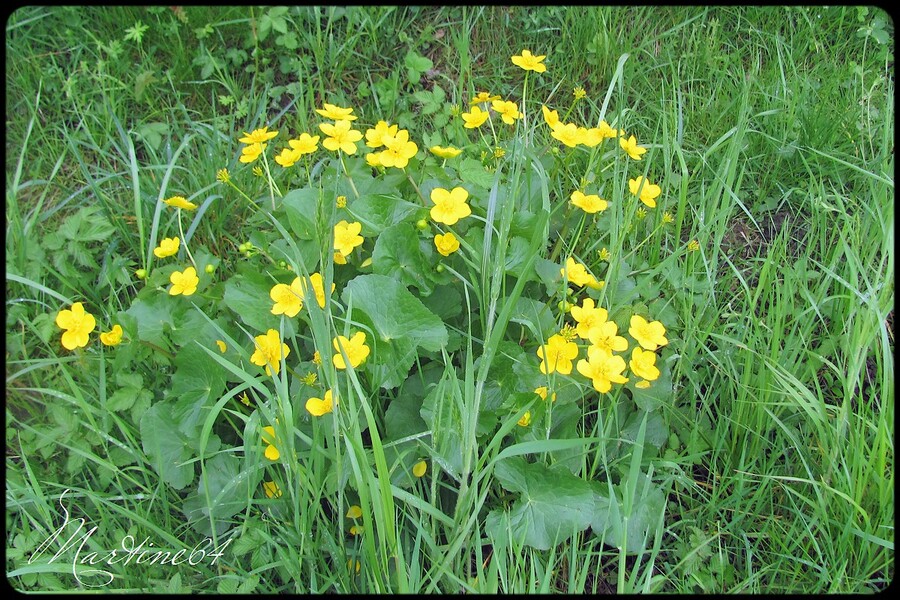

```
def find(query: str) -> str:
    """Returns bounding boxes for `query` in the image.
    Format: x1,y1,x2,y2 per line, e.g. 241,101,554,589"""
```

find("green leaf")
509,295,557,340
183,452,256,529
168,344,228,438
346,193,421,236
281,187,319,239
107,372,153,412
124,292,175,349
486,457,595,550
458,158,495,190
342,274,448,352
371,222,434,294
140,402,196,490
621,409,668,450
338,273,447,388
420,371,465,480
404,50,433,84
222,271,299,335
590,473,666,553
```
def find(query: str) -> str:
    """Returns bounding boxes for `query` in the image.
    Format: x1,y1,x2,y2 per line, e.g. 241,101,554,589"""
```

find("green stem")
177,209,196,269
261,153,282,209
339,152,360,199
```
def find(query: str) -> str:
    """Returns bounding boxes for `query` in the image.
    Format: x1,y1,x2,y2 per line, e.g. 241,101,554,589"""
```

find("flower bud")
415,219,429,231
135,269,147,279
205,264,216,274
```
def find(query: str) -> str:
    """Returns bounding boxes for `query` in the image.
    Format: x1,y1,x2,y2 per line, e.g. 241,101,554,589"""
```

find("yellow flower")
169,266,199,296
628,315,668,351
434,232,460,256
334,220,364,256
491,99,522,125
153,236,180,259
413,460,427,478
619,135,647,160
365,152,383,168
598,247,611,261
365,120,399,148
216,340,227,353
261,425,281,461
238,126,279,144
534,386,557,402
576,346,629,393
302,272,335,309
470,91,501,105
536,334,579,375
336,195,347,208
348,559,361,574
347,505,363,519
379,129,418,169
239,142,266,164
263,481,282,498
270,277,304,318
596,121,621,140
586,321,629,354
687,240,700,252
662,211,674,224
163,196,197,210
315,102,357,121
319,120,363,154
517,411,532,427
550,122,583,148
570,298,609,339
430,145,462,159
99,324,123,347
306,389,334,417
573,86,586,100
334,251,349,265
511,49,547,73
629,176,661,208
250,329,290,376
216,168,231,183
461,105,490,129
312,350,322,365
429,186,471,226
55,302,96,351
302,372,318,386
349,525,364,536
541,105,560,129
252,165,264,177
570,190,608,214
332,332,370,369
581,128,604,148
289,133,320,155
274,146,303,168
636,380,651,389
629,347,660,381
561,257,603,290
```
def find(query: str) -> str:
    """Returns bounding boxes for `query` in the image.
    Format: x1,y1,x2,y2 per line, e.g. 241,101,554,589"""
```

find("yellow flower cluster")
364,121,419,169
537,291,670,392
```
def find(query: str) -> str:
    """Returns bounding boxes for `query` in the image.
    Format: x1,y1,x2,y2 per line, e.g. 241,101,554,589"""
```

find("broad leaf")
485,457,595,550
140,402,196,490
346,194,421,236
342,273,448,352
371,222,434,294
590,473,666,553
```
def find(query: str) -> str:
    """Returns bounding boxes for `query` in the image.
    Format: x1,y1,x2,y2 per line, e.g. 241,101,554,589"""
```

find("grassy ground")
6,6,893,593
